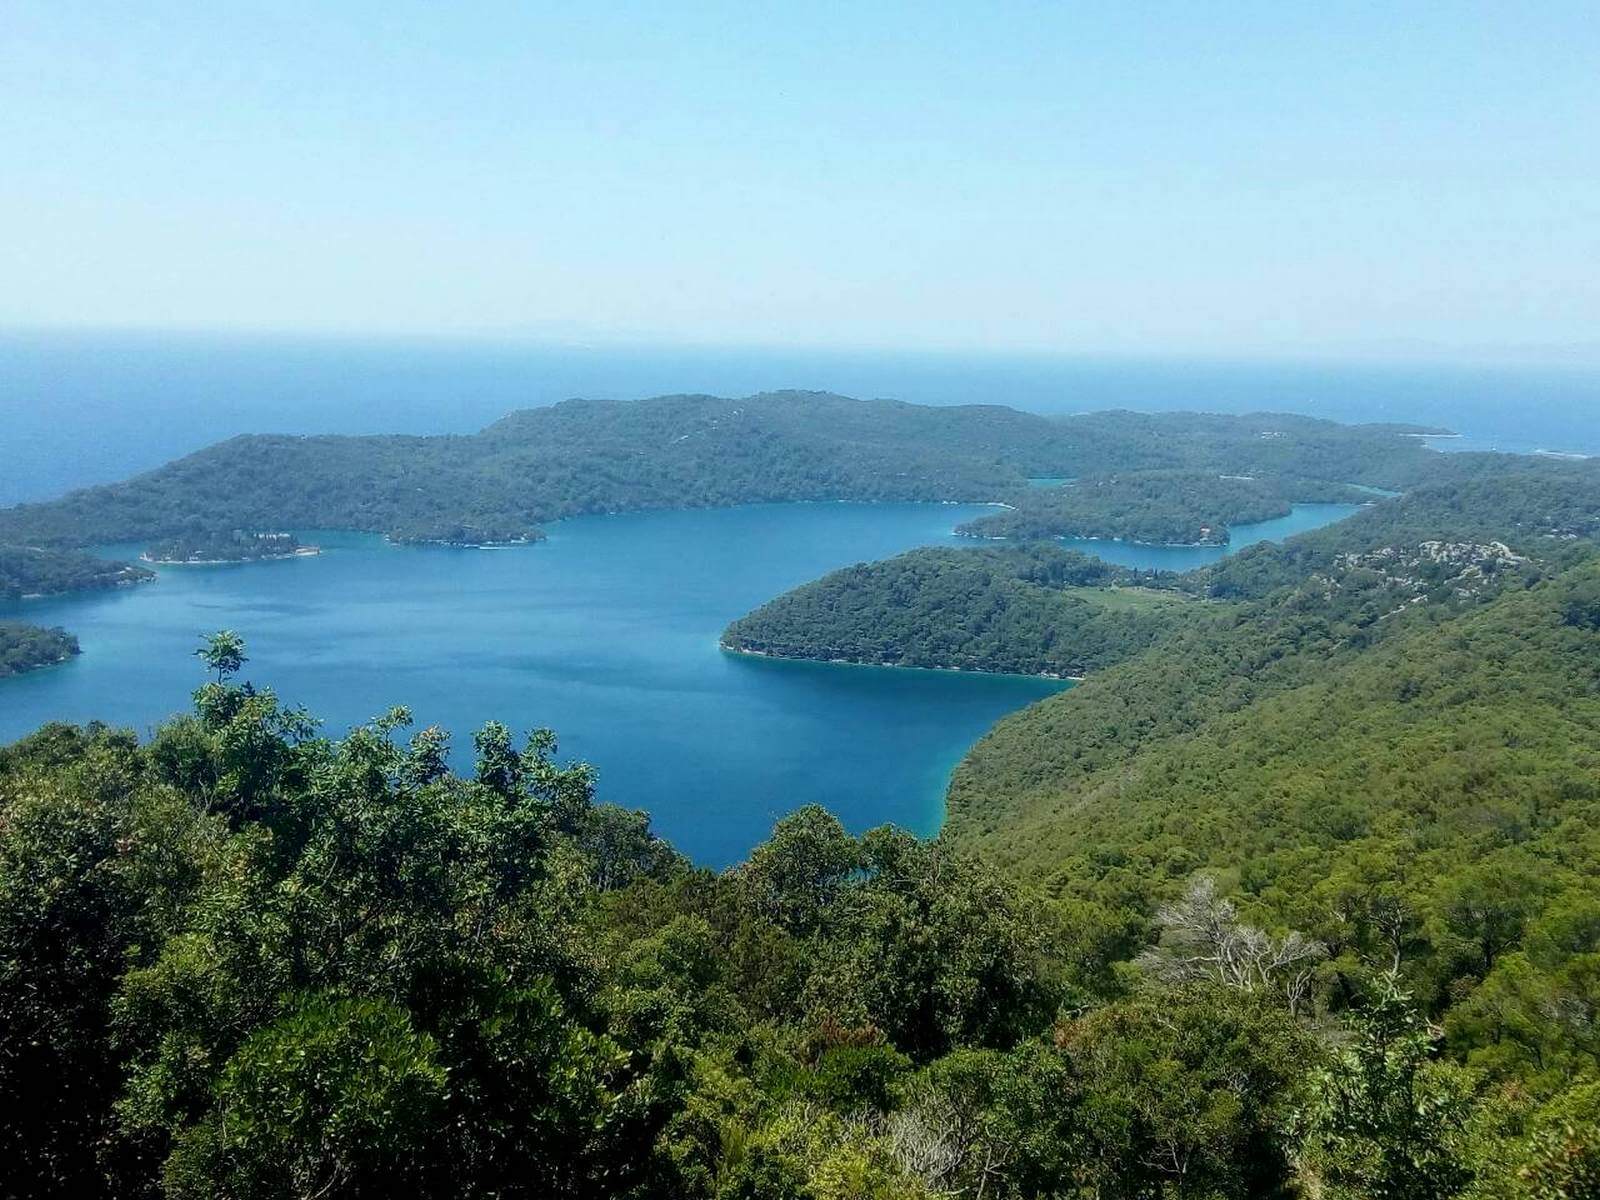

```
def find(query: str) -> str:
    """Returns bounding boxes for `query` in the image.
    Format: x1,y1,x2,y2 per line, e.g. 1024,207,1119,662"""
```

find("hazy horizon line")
6,321,1600,374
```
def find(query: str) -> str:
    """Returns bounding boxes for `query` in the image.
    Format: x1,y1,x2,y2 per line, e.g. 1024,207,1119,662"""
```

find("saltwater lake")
0,500,1358,865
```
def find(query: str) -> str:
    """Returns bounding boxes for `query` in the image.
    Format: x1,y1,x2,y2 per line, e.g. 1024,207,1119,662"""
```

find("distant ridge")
0,391,1445,549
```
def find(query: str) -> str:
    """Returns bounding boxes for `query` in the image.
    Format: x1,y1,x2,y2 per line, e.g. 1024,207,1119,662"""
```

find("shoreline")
383,536,541,549
17,573,152,600
719,641,1083,682
955,498,1369,550
140,546,322,565
0,648,79,680
957,528,1233,549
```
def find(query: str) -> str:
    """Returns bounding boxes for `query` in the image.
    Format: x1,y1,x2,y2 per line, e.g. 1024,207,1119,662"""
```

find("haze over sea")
5,329,1599,505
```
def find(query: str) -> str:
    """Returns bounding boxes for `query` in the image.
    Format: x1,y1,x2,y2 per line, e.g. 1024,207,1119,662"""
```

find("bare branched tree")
882,1091,1012,1199
1138,876,1327,1016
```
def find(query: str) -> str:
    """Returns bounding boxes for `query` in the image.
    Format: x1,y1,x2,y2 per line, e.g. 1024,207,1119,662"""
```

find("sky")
4,2,1598,358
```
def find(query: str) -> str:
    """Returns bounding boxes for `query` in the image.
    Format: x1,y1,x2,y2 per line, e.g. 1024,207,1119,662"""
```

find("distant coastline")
140,546,322,565
719,640,1084,682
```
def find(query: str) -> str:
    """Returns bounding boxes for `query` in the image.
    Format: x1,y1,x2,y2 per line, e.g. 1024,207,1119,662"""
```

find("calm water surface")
0,501,1356,864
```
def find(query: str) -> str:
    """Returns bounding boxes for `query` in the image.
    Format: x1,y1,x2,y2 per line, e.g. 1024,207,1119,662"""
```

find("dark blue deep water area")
0,500,1354,864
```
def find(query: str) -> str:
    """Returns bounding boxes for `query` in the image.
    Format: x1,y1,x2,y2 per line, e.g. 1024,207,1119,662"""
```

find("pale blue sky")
4,3,1597,356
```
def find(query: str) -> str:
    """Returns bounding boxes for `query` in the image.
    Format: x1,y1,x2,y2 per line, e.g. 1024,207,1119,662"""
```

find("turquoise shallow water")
0,501,1357,865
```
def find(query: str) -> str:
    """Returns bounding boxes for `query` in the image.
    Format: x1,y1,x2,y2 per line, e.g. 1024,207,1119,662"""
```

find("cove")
0,501,1357,866
1051,502,1363,572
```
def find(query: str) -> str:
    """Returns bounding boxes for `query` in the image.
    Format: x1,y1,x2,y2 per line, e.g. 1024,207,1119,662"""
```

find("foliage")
723,543,1193,677
0,621,78,676
143,528,312,563
0,394,1446,548
1295,979,1478,1200
956,469,1367,545
946,559,1600,1056
0,543,150,599
3,428,1599,1196
3,626,1599,1196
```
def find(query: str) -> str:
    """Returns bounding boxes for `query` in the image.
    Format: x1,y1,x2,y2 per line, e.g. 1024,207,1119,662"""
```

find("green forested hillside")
0,394,1444,548
7,406,1600,1197
0,622,78,676
723,544,1194,677
3,636,1597,1199
720,466,1600,682
0,544,151,599
948,552,1600,1063
954,470,1368,544
143,529,315,563
1202,458,1600,599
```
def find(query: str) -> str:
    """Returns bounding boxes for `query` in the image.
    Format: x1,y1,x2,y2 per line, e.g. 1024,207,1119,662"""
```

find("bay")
0,500,1356,865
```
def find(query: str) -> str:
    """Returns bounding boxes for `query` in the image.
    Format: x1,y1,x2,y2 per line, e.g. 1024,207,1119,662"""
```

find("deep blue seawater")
0,500,1355,865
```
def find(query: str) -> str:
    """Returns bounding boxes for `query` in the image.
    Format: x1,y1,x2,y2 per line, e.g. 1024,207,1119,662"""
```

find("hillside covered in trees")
954,470,1369,545
723,459,1599,680
5,408,1600,1197
937,515,1600,1157
0,394,1446,549
141,529,317,564
723,544,1193,677
4,636,1598,1199
0,544,150,599
0,622,78,676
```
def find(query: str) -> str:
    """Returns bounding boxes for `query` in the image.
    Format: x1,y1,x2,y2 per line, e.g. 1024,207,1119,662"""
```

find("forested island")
0,393,1449,550
141,530,319,564
954,470,1370,544
0,622,79,676
385,519,545,547
0,544,150,599
723,545,1190,677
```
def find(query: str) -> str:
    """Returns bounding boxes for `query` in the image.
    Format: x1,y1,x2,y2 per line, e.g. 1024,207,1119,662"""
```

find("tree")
1296,978,1477,1200
162,996,448,1200
402,724,451,788
195,629,247,682
0,726,219,1198
1138,876,1328,1016
802,827,1065,1058
1434,860,1544,979
1481,1079,1600,1199
734,806,860,936
1059,986,1311,1199
473,720,523,799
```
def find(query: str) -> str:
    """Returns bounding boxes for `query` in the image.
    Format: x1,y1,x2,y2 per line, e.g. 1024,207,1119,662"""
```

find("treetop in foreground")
2,636,1597,1198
